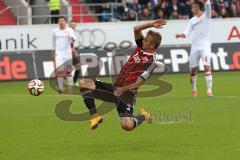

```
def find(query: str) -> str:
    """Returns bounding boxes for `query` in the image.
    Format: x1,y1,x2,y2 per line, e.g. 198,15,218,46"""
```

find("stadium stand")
69,0,96,23
86,0,240,22
0,0,240,25
0,0,17,25
0,0,31,25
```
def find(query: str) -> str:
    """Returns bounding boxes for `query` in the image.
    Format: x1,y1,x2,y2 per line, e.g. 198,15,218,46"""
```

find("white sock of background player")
66,74,73,86
205,71,213,93
191,74,197,91
190,68,197,91
57,77,64,92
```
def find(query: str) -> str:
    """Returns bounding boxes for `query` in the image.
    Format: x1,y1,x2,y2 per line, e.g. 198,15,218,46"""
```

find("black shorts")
93,79,136,117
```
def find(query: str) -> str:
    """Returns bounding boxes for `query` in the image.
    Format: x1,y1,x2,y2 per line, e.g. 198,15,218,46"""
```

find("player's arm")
176,20,193,38
69,28,77,57
134,19,167,40
114,61,164,96
204,0,211,18
51,31,57,74
51,31,56,61
114,77,144,96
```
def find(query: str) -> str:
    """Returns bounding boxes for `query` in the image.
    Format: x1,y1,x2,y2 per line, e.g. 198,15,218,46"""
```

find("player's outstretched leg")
120,108,152,131
204,65,213,97
190,67,198,97
79,79,103,129
139,108,153,123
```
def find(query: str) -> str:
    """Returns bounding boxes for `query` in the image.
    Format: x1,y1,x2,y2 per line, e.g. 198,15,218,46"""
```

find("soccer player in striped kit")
79,19,166,130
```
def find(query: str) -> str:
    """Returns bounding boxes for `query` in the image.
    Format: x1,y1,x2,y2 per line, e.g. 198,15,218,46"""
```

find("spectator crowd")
86,0,240,22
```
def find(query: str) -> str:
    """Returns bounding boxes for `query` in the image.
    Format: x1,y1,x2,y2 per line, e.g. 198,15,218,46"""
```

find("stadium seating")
70,0,96,22
0,1,17,25
86,0,240,22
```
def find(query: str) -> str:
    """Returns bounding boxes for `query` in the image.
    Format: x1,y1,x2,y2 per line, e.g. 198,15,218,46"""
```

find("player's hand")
176,34,185,38
152,19,167,29
114,87,126,96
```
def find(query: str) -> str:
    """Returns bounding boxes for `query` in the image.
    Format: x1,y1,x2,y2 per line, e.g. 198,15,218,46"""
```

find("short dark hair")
58,16,67,21
147,30,162,49
194,0,204,11
69,19,76,23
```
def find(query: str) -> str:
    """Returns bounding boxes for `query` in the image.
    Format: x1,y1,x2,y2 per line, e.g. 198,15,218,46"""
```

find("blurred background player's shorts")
189,47,211,68
55,55,72,72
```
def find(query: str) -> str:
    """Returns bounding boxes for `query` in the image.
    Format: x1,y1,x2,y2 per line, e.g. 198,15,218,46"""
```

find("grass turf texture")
0,71,240,160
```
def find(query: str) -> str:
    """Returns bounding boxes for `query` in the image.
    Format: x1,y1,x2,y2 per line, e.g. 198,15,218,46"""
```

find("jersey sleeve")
183,19,193,37
135,36,144,48
69,28,76,41
139,61,156,80
140,59,165,80
204,0,211,18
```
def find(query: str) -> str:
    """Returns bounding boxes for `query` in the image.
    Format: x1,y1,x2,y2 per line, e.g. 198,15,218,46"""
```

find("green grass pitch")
0,71,240,160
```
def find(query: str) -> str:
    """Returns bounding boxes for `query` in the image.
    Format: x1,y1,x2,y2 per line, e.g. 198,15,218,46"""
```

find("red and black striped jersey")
115,37,163,89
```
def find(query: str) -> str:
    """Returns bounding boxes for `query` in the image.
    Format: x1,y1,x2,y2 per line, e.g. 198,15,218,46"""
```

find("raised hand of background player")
176,33,186,38
152,19,167,29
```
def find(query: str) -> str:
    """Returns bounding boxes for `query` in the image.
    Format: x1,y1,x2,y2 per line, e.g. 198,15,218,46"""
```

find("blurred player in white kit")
52,16,76,94
176,0,213,97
